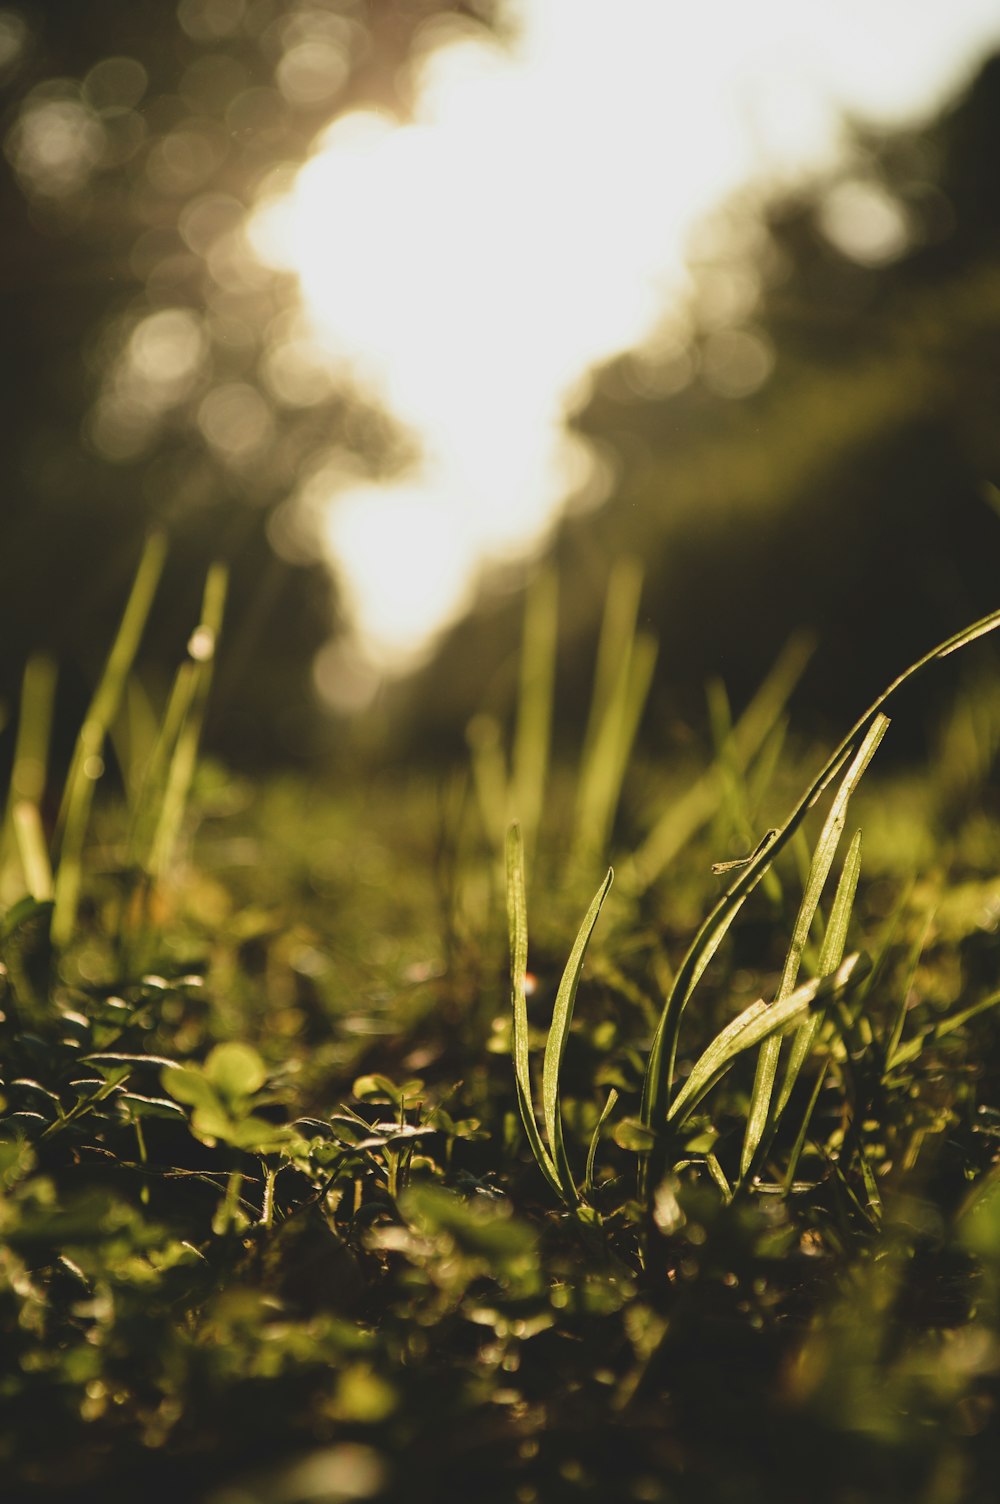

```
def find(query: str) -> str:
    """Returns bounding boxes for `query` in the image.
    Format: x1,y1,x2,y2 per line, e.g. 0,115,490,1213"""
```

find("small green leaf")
612,1116,657,1153
204,1042,267,1103
163,1067,218,1112
401,1182,535,1263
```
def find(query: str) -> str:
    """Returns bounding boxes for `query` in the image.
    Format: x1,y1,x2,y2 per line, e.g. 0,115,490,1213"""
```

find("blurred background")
2,0,1000,771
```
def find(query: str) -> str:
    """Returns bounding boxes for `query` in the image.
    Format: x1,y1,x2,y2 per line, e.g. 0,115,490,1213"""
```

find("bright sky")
251,0,1000,707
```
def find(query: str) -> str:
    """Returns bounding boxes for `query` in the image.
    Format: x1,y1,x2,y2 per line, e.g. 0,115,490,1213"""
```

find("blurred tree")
0,0,498,767
396,53,1000,760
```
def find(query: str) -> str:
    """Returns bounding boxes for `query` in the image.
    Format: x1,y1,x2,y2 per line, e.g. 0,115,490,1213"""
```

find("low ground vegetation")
3,551,1000,1503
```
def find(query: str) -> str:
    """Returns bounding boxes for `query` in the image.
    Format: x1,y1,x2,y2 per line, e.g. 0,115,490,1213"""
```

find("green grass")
2,555,1000,1504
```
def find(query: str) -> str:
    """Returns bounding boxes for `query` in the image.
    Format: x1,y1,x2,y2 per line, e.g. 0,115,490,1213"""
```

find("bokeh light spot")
128,308,207,389
0,9,27,73
82,55,148,112
198,382,274,462
177,0,247,43
701,327,775,399
276,39,350,107
6,88,105,197
819,178,912,266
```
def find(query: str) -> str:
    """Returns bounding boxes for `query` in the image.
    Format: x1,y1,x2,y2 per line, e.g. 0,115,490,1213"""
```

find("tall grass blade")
52,533,166,947
147,563,227,882
858,1141,883,1222
575,559,657,863
505,823,562,1199
511,568,558,863
783,1059,829,1193
640,604,1000,1163
706,677,752,848
1,654,57,900
582,557,644,759
884,907,936,1070
11,801,54,901
774,827,864,1126
740,719,886,1178
116,675,162,810
7,654,57,814
542,864,614,1197
465,713,508,850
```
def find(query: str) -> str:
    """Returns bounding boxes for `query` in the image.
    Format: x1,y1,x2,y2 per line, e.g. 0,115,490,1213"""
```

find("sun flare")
250,0,1000,703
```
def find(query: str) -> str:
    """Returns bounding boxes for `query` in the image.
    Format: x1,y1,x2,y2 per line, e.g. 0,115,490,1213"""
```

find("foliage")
3,567,1000,1504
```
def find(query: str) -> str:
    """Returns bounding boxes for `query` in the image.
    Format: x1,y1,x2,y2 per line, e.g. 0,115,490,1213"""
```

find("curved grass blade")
667,952,869,1131
783,1058,830,1193
584,1086,619,1198
505,823,562,1199
640,605,1000,1154
543,864,614,1200
887,985,1000,1070
740,720,886,1178
774,827,864,1127
884,906,935,1071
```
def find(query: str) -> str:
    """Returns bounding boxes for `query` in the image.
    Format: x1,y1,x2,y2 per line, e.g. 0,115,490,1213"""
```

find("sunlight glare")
249,0,1000,683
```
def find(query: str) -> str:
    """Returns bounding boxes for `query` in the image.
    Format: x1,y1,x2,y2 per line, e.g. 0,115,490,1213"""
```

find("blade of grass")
505,823,562,1200
466,713,508,850
858,1141,883,1223
783,1059,830,1192
584,1087,619,1198
511,567,558,864
667,952,869,1131
6,654,57,814
740,719,886,1179
542,864,614,1200
640,604,1000,1165
706,677,753,848
52,533,166,947
147,563,227,882
704,1152,733,1202
773,827,864,1128
1,653,57,901
11,801,54,901
581,557,644,762
888,985,1000,1070
706,676,783,909
836,877,915,1063
128,661,199,870
884,907,935,1071
575,558,657,864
